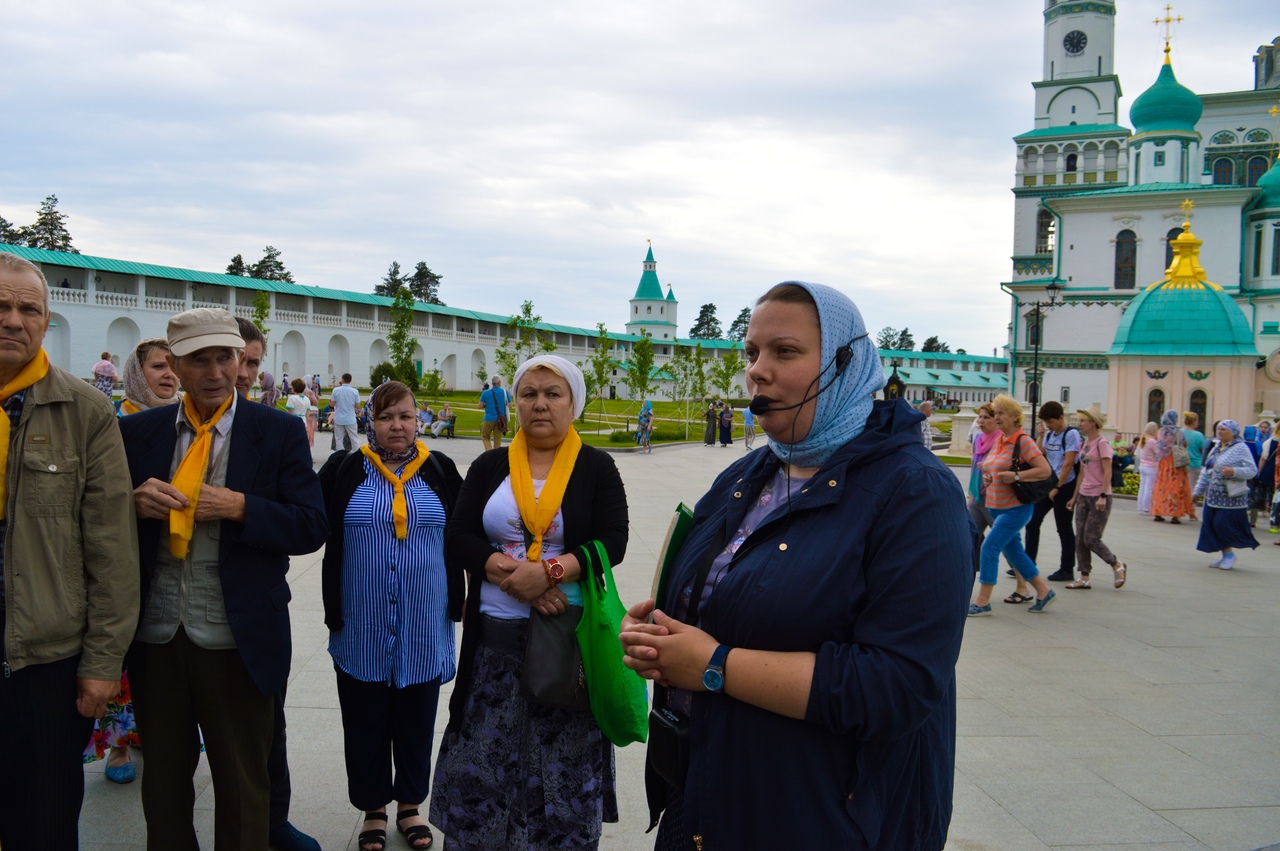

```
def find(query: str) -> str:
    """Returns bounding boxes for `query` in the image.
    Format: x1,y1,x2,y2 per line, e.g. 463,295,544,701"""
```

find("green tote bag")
576,540,649,746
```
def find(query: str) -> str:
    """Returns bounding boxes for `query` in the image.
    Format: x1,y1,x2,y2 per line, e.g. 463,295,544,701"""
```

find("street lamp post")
1026,280,1062,438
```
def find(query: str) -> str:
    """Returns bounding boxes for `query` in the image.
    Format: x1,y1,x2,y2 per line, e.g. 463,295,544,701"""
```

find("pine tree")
375,261,406,298
688,303,722,339
726,307,752,342
386,286,419,390
0,216,23,245
226,254,248,276
921,336,951,353
407,262,444,304
249,246,295,282
894,328,915,351
23,195,78,253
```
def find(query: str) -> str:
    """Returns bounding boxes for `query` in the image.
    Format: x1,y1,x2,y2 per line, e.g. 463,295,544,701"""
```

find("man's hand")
76,677,120,719
134,478,188,520
194,485,247,522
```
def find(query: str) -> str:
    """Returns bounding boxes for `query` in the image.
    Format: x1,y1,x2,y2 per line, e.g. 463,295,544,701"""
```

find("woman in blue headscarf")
638,399,654,454
1193,419,1259,570
620,282,972,850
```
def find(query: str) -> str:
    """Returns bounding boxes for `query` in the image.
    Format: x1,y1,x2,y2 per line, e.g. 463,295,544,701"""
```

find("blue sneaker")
268,821,322,851
967,603,992,617
1028,589,1057,612
104,760,135,784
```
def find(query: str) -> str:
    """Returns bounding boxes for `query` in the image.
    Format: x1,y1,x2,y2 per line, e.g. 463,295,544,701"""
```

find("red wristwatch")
543,557,565,588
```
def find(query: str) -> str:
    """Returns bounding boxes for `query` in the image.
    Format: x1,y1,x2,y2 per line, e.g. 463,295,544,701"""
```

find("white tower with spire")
625,244,678,341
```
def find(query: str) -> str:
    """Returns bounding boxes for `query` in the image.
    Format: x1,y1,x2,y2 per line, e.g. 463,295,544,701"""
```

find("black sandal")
359,811,388,851
397,808,434,849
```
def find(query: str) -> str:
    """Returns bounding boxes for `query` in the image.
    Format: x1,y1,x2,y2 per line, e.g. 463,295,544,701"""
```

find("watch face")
702,669,724,692
1063,30,1087,56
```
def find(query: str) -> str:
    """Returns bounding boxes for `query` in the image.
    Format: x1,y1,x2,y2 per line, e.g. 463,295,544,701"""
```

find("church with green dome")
1003,1,1280,434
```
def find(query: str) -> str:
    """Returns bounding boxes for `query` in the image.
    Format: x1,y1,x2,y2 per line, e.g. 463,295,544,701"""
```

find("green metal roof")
666,286,676,302
1255,161,1280,209
1107,282,1257,357
1069,183,1244,198
1014,123,1130,141
632,246,664,301
1130,59,1202,135
888,368,1000,389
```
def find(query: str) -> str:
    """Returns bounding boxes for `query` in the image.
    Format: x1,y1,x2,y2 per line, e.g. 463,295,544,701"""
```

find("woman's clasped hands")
484,551,571,617
619,598,719,692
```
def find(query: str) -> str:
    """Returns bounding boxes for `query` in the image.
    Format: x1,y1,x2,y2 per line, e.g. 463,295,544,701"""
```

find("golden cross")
1272,102,1280,160
1154,4,1182,53
1181,198,1194,223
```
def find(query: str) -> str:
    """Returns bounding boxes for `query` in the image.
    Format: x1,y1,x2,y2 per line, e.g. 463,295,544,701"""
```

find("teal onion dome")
1129,57,1203,135
1256,161,1280,209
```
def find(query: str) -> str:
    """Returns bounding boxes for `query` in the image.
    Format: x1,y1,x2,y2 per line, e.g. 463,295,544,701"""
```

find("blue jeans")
979,504,1039,586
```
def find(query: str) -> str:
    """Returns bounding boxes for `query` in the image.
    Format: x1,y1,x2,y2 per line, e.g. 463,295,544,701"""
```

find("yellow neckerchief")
360,441,429,539
508,427,582,562
168,391,236,558
121,398,142,416
0,350,50,520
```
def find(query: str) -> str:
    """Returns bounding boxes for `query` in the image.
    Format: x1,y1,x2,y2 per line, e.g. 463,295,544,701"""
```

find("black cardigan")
444,444,630,728
318,448,465,630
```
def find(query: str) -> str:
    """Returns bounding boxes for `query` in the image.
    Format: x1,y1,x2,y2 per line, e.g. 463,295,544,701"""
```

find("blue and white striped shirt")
328,456,456,688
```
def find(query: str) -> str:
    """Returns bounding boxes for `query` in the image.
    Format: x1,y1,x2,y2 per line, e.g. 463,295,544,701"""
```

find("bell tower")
1036,0,1121,128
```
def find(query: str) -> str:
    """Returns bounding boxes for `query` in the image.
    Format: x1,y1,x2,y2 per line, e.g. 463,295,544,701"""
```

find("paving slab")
77,438,1280,850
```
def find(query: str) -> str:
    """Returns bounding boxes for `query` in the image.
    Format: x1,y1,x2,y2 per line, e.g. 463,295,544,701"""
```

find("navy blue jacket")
650,400,971,850
120,398,329,696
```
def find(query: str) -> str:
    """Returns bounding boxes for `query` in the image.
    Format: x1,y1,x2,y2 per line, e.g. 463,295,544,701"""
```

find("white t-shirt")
286,394,310,418
478,475,579,618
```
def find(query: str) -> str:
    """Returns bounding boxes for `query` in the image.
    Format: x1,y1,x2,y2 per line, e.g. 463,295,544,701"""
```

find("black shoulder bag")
1010,433,1056,505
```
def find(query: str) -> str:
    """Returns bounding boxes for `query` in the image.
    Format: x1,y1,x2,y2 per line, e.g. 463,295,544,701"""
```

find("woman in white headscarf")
431,355,630,851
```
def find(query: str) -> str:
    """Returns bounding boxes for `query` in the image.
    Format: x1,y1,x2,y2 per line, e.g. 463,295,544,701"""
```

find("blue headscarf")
765,281,885,468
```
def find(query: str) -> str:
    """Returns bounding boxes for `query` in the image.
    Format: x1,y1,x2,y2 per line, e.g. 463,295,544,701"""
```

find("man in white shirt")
330,373,361,451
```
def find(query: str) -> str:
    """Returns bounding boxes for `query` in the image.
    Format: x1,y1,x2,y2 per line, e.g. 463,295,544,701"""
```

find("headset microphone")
747,334,864,416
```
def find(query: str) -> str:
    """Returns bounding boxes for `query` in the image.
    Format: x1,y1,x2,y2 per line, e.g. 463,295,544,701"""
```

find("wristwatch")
1014,471,1020,482
543,557,565,588
702,644,731,693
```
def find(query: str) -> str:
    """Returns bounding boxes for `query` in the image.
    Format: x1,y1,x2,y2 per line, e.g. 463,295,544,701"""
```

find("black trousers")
1024,477,1077,575
132,628,274,851
334,666,442,811
0,647,94,851
269,684,292,828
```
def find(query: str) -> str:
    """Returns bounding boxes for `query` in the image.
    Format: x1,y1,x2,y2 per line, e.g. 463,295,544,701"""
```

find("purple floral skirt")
429,616,617,850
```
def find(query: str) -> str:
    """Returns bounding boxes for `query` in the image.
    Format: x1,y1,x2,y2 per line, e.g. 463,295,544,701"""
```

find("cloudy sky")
0,1,1267,353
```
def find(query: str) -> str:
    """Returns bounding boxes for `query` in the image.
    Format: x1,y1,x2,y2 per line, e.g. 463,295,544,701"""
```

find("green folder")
650,502,694,606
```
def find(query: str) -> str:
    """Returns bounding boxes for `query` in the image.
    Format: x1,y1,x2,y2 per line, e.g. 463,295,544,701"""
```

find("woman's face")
992,406,1018,433
142,348,178,400
744,300,823,444
516,368,575,447
976,409,996,433
1078,417,1098,436
372,395,418,453
1217,425,1234,444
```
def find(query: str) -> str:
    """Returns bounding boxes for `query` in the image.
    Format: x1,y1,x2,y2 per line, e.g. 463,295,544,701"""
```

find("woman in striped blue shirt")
319,381,464,851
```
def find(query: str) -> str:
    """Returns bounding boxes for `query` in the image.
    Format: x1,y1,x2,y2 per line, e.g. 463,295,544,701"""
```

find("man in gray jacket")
0,252,140,851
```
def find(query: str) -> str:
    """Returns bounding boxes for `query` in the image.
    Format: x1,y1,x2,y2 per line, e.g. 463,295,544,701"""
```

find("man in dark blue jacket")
121,308,327,851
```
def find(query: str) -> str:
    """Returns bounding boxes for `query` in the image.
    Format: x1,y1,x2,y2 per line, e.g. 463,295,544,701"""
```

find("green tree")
624,333,655,403
664,343,707,439
584,322,615,420
386,286,419,390
249,246,295,282
421,361,445,401
251,291,272,339
688,303,722,339
226,254,249,276
493,300,557,386
375,261,406,298
0,216,22,245
407,261,444,304
23,195,78,253
894,328,915,351
921,336,951,353
709,349,744,399
875,326,899,350
726,306,752,342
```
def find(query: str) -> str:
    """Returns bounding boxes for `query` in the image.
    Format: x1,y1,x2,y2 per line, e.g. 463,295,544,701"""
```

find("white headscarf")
513,354,587,419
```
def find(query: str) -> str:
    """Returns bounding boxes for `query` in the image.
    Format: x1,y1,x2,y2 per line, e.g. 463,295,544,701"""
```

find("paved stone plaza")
80,437,1280,850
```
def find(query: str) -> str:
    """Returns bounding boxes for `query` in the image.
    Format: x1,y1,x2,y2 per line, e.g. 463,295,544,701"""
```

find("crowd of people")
7,239,1270,851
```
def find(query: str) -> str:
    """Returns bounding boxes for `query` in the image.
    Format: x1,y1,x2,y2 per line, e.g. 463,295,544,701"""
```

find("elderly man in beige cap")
120,307,328,851
0,252,139,851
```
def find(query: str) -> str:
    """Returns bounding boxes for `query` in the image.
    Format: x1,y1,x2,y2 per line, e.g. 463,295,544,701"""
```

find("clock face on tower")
1063,30,1087,56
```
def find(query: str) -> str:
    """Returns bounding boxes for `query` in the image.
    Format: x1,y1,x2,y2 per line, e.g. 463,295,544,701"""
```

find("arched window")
1027,379,1041,406
1189,389,1207,434
1147,388,1166,426
1026,311,1043,347
1115,230,1137,289
1248,156,1270,187
1065,153,1078,172
1035,210,1056,254
646,306,652,314
1165,227,1182,271
1273,228,1280,276
1213,158,1235,185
